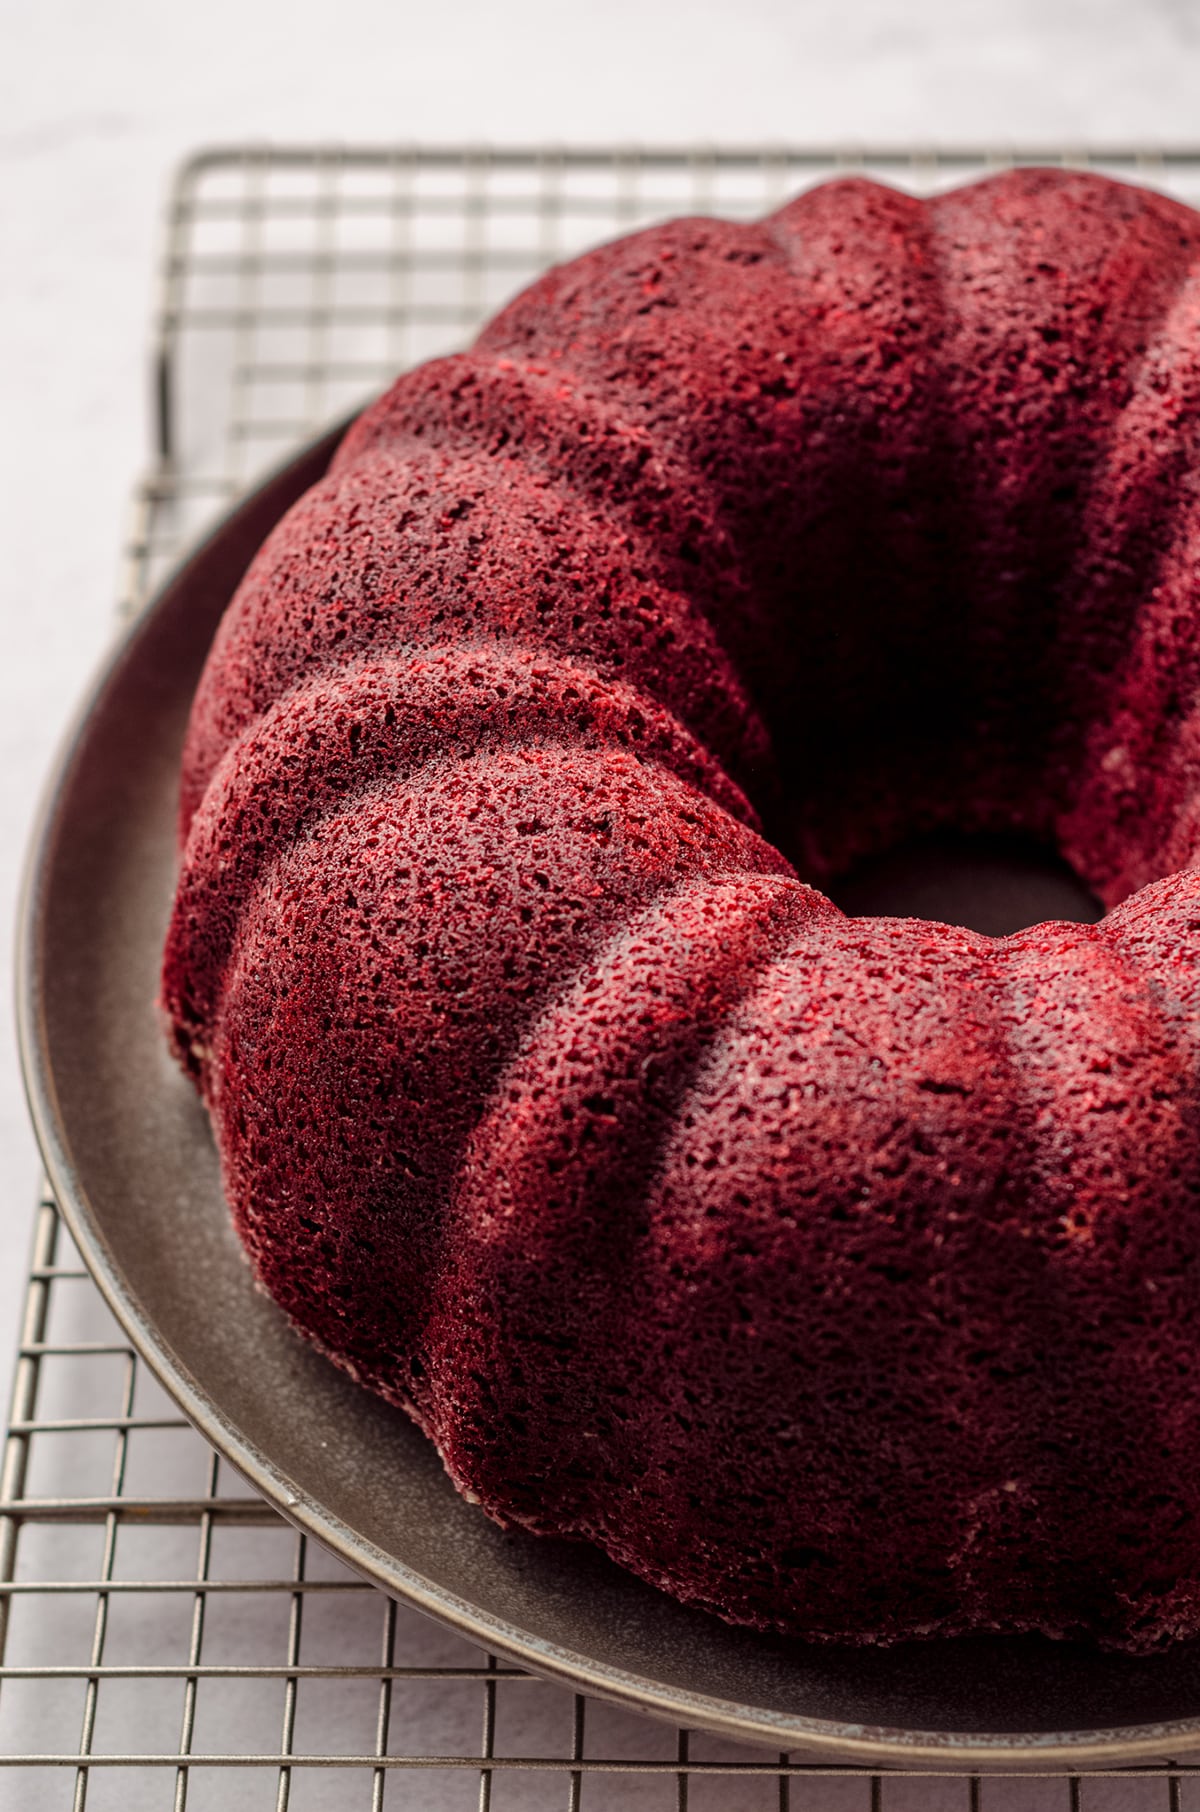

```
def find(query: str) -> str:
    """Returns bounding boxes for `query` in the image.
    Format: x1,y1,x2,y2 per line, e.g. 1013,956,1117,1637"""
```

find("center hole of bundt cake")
826,832,1103,937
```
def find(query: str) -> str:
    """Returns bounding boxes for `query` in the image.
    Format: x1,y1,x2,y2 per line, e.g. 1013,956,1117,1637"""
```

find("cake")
162,167,1200,1651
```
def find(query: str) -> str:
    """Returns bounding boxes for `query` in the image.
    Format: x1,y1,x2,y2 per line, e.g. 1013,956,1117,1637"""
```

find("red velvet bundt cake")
163,167,1200,1650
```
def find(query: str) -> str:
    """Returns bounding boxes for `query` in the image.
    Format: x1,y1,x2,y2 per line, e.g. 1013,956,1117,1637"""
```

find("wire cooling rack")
8,143,1200,1812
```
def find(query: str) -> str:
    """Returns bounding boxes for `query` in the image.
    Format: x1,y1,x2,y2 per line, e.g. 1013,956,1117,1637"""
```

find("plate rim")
17,427,1200,1772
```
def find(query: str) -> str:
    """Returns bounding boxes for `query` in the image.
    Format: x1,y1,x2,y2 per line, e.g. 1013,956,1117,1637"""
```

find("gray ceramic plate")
19,426,1200,1770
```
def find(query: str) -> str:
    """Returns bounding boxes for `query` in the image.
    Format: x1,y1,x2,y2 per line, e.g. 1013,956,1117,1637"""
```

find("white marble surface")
5,2,1200,1798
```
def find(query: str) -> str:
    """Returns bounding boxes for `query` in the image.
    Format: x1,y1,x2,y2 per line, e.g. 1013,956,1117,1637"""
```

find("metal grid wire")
9,143,1200,1810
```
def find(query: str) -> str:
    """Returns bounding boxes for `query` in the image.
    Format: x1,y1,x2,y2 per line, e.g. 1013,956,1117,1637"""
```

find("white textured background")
4,5,1200,1794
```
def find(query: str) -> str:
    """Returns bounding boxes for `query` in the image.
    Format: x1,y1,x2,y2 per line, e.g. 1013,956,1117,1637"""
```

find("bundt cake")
162,167,1200,1651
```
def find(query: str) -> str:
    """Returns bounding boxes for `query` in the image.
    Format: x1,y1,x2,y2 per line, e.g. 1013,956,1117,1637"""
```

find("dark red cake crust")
163,169,1200,1650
